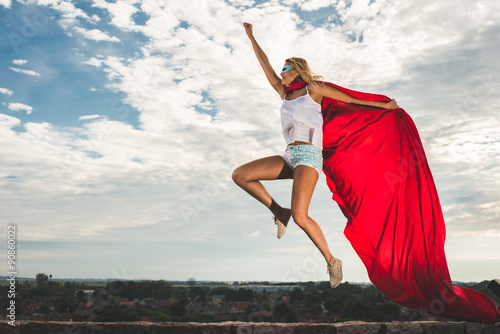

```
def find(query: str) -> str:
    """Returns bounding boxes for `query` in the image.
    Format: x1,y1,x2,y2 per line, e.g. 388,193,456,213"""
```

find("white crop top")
280,85,323,148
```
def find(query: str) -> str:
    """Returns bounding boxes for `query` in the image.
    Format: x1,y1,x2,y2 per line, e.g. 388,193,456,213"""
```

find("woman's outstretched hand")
243,22,253,38
385,99,399,109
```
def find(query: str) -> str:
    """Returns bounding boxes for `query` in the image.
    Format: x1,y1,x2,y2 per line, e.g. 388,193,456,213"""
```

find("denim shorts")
281,144,323,175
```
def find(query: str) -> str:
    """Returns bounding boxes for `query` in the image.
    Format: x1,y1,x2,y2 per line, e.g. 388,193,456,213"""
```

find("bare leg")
291,165,335,264
232,155,288,208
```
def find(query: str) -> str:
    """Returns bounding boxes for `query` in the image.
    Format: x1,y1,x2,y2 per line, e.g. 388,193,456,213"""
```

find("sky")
0,0,499,284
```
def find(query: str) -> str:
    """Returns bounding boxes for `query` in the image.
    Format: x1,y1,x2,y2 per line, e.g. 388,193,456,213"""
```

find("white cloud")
0,113,21,128
0,87,14,96
282,0,337,11
92,0,141,32
83,57,103,67
13,59,28,65
9,67,41,77
79,114,101,120
74,26,120,42
244,230,261,238
8,103,33,114
0,0,11,8
29,0,97,29
68,0,500,236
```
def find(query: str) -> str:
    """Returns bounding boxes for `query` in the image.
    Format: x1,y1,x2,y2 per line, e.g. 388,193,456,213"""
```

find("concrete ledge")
0,321,499,334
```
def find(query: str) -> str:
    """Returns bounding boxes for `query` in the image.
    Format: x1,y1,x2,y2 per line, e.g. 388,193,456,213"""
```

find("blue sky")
1,0,499,283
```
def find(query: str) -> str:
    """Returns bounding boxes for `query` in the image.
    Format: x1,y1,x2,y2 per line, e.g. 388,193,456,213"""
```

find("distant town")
1,275,498,323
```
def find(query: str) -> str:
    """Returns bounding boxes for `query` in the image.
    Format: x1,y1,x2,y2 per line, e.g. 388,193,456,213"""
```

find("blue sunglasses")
281,65,293,74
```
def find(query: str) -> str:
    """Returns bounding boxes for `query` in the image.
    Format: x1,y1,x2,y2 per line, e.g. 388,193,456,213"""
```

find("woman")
232,22,398,288
233,23,500,325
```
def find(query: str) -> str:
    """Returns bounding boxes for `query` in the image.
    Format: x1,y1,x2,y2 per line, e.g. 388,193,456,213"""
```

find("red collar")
285,80,307,95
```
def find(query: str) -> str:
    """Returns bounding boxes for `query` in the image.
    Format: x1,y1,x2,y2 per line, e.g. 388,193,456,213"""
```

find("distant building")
139,298,157,307
119,301,136,308
74,290,94,300
186,302,222,314
225,301,252,313
27,303,42,315
156,298,172,308
207,285,303,293
212,294,225,302
83,290,94,300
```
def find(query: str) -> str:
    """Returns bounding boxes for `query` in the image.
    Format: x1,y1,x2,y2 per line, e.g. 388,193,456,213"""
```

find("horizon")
1,275,494,286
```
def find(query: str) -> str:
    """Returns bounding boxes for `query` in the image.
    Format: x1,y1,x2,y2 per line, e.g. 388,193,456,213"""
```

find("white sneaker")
273,208,291,239
327,258,343,288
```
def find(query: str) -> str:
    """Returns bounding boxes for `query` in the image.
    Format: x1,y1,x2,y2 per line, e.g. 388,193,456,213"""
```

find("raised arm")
243,23,285,97
312,83,399,109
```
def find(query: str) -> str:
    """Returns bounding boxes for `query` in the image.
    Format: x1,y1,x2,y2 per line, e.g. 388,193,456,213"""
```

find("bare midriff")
289,140,313,146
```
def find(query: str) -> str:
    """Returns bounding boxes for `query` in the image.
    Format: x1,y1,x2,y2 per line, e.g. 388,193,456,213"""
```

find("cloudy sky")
1,0,499,284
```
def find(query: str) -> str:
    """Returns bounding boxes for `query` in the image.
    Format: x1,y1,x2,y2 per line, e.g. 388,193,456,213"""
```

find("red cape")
287,81,500,324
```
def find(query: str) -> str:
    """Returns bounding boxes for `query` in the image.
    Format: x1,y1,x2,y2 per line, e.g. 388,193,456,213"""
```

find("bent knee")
232,167,246,184
291,210,309,228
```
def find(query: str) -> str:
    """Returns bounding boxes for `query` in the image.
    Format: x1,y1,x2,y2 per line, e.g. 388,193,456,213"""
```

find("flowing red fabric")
286,81,500,324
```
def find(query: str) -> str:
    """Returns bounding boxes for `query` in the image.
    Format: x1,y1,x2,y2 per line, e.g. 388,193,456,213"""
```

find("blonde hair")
286,57,324,87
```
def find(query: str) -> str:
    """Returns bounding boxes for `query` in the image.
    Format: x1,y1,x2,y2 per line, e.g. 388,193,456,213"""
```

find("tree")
342,301,375,321
38,303,50,315
378,303,401,320
36,273,49,285
325,296,343,314
308,303,323,316
35,273,50,295
187,277,196,287
96,305,140,322
290,287,304,302
189,286,209,302
55,298,80,314
106,280,173,300
235,288,254,302
76,290,87,303
273,303,296,322
170,301,186,317
304,292,321,307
